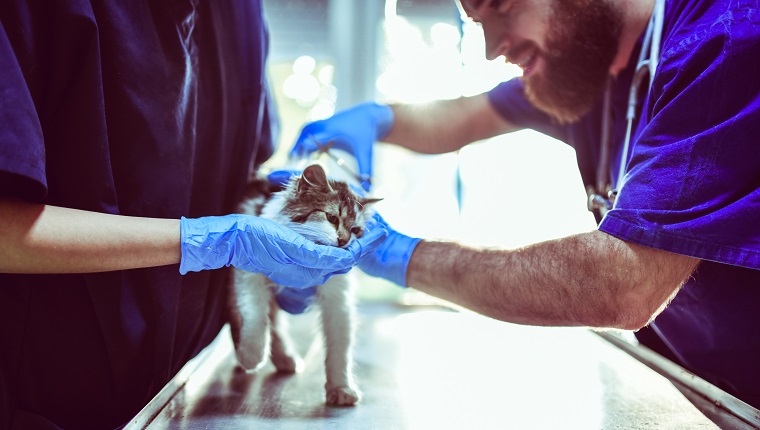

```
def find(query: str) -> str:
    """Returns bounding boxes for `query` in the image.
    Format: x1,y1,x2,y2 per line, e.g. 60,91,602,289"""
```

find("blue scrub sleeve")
0,19,47,201
600,12,760,269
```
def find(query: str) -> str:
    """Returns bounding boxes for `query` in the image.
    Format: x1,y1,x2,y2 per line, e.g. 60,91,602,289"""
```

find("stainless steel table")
127,304,757,429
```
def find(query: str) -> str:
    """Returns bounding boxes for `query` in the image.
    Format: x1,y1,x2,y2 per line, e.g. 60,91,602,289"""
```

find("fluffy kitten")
229,164,380,406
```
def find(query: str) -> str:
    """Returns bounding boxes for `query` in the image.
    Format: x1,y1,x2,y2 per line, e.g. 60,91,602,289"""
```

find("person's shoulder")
654,0,759,95
662,0,759,58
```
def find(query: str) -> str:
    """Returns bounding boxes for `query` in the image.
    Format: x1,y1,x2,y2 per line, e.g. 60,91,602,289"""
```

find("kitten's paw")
235,349,268,374
271,353,303,374
326,386,361,406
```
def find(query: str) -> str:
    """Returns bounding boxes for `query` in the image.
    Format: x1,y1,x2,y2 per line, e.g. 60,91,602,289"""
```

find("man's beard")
523,0,623,124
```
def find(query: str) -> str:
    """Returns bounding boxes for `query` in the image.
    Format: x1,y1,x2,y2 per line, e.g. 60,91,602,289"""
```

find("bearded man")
289,0,760,410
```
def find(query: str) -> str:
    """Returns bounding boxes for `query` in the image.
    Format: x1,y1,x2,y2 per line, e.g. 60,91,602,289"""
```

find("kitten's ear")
298,164,332,193
359,197,383,207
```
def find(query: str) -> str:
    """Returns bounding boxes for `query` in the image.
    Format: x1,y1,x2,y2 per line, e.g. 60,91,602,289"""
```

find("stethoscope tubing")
591,0,665,213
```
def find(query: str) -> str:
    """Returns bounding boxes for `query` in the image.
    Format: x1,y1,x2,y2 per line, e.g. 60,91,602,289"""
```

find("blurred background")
260,0,597,304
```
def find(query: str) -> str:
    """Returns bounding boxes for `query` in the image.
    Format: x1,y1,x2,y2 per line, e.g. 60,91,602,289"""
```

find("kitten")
229,164,380,406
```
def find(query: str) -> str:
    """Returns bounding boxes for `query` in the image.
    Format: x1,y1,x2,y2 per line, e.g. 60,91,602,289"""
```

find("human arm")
407,231,699,330
384,93,517,154
358,214,699,330
0,198,180,273
0,198,387,288
289,93,517,190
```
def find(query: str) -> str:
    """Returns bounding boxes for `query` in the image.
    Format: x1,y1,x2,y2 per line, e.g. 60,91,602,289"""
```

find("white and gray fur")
229,164,380,406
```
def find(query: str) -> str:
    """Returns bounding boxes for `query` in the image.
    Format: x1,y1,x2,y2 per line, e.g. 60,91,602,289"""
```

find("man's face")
458,0,622,123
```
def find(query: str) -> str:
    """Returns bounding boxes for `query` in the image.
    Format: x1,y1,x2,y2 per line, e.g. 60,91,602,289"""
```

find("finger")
355,148,373,187
347,222,388,259
291,125,329,157
371,212,389,226
273,236,356,271
289,138,314,158
275,285,318,313
267,169,301,186
290,132,318,157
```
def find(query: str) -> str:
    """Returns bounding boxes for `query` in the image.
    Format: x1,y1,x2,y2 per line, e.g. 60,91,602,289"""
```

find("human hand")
274,285,317,314
179,214,387,288
289,102,394,191
358,214,421,288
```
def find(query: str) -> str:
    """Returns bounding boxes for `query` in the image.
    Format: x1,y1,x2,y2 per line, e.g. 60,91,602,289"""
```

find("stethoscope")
587,0,665,215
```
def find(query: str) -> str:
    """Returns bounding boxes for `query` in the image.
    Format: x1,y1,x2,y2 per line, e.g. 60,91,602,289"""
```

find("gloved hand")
274,285,317,315
179,214,387,288
358,214,421,288
289,102,394,191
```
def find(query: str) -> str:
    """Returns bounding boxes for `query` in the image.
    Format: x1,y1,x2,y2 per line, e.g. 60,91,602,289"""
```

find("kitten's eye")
326,214,340,227
351,226,363,237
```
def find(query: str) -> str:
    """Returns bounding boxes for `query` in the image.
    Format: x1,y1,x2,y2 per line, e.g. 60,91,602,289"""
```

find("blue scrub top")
489,0,760,408
0,1,276,428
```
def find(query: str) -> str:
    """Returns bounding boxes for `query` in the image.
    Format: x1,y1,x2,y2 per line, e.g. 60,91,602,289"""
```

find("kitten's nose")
337,236,349,248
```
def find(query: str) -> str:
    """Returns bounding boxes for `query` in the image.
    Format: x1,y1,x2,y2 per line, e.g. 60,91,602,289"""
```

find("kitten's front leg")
268,296,304,373
318,273,361,406
231,271,274,373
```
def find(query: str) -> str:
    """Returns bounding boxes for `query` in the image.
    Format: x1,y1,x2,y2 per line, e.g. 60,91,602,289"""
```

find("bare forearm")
383,94,517,154
407,230,699,330
0,199,181,273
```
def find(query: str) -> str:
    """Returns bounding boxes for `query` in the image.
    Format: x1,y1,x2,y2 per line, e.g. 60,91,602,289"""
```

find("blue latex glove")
267,169,301,187
358,214,421,288
179,214,387,288
274,285,317,315
289,102,394,191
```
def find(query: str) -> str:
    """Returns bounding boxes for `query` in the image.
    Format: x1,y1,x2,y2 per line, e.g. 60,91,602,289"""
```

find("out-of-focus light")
377,1,522,103
283,73,319,106
430,22,459,48
292,55,316,75
317,64,334,85
309,100,336,121
282,55,321,106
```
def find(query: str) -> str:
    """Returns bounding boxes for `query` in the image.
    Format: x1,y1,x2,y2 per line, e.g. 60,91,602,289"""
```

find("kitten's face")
278,165,380,248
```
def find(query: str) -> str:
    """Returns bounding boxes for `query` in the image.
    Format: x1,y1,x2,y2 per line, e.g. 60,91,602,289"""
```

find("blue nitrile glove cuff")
179,215,236,275
358,215,421,288
372,102,395,141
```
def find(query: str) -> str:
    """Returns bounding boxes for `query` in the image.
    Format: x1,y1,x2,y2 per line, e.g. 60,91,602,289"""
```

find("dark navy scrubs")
0,1,276,428
489,0,760,409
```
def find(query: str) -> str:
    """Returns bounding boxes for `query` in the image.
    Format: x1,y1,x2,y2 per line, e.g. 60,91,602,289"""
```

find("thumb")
290,124,327,158
347,222,388,260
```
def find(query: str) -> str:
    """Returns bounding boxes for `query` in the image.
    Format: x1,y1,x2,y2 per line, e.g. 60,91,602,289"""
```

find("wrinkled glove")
179,214,387,288
358,214,421,288
289,102,394,191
